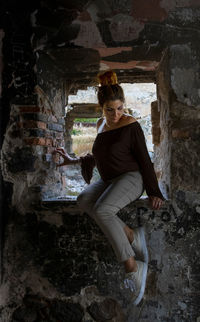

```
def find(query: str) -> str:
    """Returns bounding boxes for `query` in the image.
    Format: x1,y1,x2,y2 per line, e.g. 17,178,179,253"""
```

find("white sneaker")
131,227,148,263
123,260,148,305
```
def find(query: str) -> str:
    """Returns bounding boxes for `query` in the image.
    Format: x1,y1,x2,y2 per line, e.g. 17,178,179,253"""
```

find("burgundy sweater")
80,121,165,200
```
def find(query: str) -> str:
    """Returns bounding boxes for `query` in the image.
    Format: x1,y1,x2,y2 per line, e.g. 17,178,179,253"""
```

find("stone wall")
155,48,172,199
155,44,200,213
0,99,67,213
3,2,200,211
169,44,200,197
0,1,200,321
0,198,199,321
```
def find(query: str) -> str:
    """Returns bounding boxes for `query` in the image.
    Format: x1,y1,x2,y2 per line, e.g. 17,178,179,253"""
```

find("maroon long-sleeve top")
80,121,165,201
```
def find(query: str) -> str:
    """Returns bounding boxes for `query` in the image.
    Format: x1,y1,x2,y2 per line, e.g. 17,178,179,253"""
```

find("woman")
54,70,165,305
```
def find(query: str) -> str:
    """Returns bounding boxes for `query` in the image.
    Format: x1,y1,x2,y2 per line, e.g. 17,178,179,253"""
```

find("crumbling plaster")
1,1,200,321
0,199,199,321
170,44,200,106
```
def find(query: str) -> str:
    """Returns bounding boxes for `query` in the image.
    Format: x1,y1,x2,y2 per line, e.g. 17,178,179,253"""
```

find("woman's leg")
77,177,139,244
77,179,138,271
78,172,147,303
77,171,144,272
77,178,110,214
88,171,144,267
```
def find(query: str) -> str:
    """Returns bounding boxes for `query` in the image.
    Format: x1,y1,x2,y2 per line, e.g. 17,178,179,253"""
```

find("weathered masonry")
0,1,200,321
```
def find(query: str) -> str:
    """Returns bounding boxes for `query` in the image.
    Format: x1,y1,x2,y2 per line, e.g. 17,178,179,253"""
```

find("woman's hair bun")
97,70,118,86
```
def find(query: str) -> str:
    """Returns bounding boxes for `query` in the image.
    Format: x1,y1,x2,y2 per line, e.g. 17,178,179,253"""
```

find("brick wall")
1,101,67,211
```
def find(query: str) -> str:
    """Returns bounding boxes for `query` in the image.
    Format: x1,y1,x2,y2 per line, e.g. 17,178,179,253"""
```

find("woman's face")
103,100,124,124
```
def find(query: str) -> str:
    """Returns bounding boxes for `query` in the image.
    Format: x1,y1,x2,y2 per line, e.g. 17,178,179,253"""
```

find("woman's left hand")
148,196,164,210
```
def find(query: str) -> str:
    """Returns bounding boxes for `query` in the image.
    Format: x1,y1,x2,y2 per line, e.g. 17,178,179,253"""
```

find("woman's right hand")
148,196,164,210
53,147,74,167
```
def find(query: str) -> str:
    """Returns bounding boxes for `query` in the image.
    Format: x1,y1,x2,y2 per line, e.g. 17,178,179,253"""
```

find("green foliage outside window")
74,118,98,123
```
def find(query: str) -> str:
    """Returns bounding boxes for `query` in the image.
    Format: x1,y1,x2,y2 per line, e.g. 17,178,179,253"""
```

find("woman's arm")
53,118,102,183
53,147,96,184
53,147,81,166
130,123,165,209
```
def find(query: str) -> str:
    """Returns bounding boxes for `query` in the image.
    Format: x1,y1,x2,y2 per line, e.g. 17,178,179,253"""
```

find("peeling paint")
109,14,144,42
94,47,132,58
100,59,138,69
71,20,106,48
170,44,200,106
1,2,200,321
100,60,158,70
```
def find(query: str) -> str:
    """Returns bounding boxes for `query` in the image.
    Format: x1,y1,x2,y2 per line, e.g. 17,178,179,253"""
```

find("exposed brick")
19,106,40,113
46,146,56,153
21,113,48,123
18,121,47,130
172,129,190,138
58,118,65,125
48,115,58,122
53,132,64,139
24,138,53,146
23,129,46,137
48,123,63,132
45,131,54,138
46,138,53,146
151,102,160,125
151,114,160,124
24,138,46,146
51,139,65,148
152,127,161,145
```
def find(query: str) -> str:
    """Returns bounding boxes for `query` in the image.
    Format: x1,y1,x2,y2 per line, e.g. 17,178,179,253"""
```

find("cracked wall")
0,1,200,321
1,199,199,321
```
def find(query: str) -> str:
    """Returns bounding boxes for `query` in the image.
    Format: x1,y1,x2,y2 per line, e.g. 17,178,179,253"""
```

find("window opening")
64,83,156,198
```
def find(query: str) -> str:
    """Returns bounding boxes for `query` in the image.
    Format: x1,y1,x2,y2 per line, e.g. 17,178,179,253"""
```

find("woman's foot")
123,260,148,305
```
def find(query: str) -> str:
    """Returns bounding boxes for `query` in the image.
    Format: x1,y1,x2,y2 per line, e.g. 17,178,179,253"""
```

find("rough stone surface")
0,199,199,321
170,44,200,106
12,294,84,322
1,1,200,322
87,298,125,321
154,48,171,200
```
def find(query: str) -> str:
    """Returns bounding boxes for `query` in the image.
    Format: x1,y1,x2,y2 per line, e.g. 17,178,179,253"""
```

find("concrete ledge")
41,196,172,222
